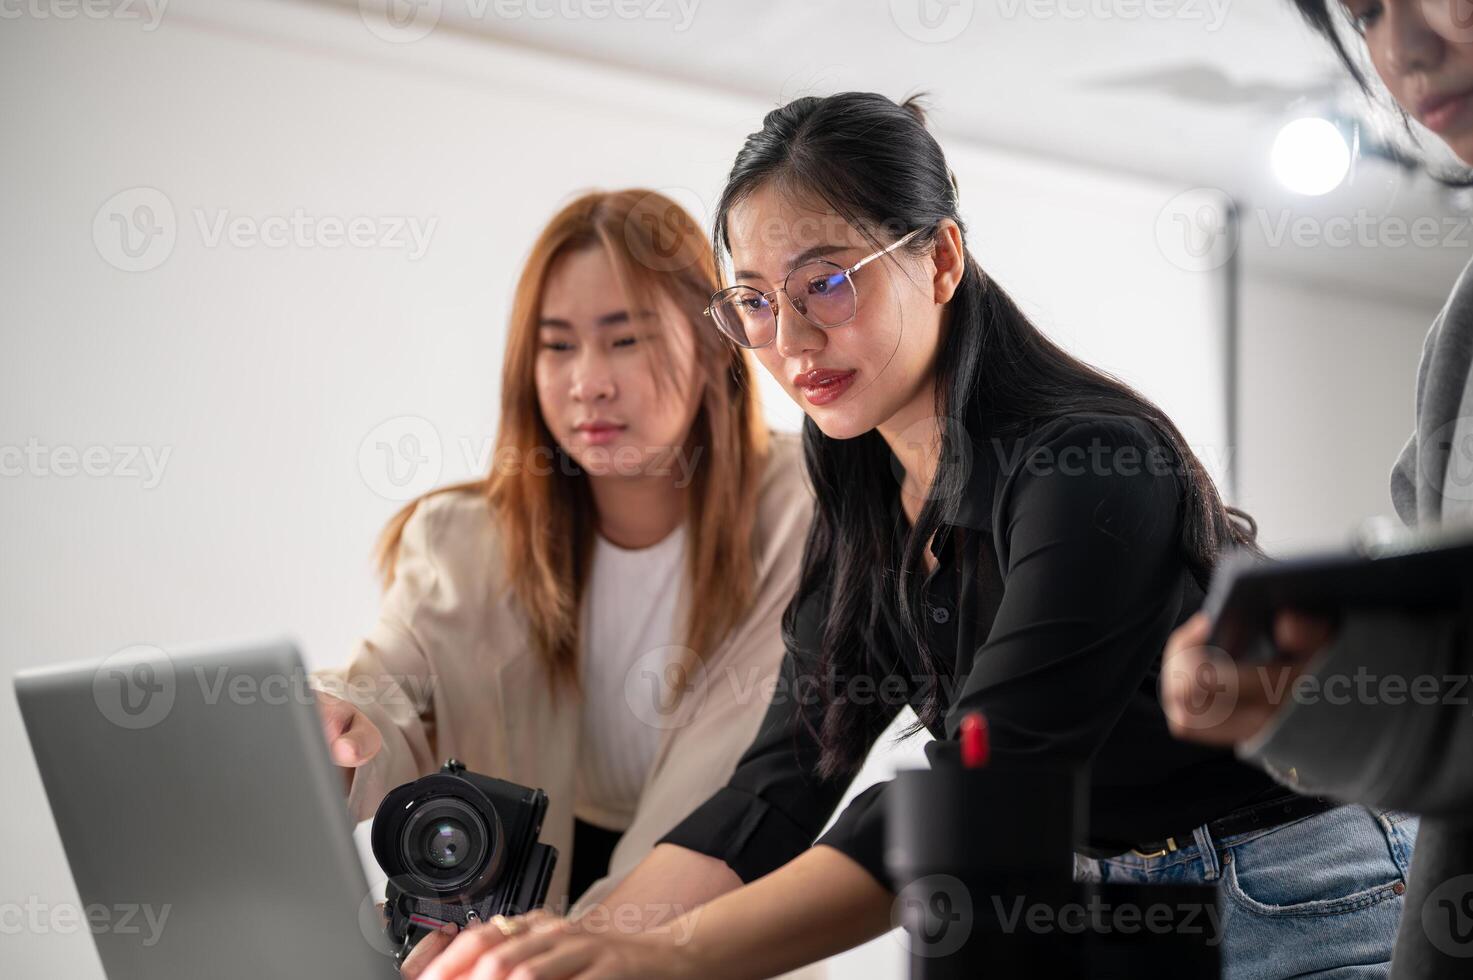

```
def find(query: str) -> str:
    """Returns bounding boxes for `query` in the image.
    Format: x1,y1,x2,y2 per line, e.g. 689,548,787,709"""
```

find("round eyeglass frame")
702,226,927,349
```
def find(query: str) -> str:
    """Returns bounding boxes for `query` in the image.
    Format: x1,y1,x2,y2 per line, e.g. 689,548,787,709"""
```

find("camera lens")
399,797,495,894
372,767,516,903
426,820,470,869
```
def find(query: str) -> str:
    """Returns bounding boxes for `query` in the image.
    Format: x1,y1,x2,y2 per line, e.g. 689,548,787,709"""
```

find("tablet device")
1202,523,1473,661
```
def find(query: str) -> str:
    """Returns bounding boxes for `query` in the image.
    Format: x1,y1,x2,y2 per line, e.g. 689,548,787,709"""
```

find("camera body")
371,759,558,963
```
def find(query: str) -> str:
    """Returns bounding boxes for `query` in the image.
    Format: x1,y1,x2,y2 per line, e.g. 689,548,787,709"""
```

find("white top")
573,525,687,831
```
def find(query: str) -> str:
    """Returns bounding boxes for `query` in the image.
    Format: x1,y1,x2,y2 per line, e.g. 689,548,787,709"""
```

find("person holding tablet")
416,93,1413,980
311,189,815,945
1161,3,1473,975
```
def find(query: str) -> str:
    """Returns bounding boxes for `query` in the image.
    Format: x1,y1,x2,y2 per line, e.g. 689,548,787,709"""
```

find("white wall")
3,2,1243,977
1235,267,1444,554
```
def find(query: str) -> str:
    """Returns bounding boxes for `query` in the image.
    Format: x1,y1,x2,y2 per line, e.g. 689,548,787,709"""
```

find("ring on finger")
489,915,529,939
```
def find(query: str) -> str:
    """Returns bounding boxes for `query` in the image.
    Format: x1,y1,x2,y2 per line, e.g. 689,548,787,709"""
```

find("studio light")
1271,116,1352,196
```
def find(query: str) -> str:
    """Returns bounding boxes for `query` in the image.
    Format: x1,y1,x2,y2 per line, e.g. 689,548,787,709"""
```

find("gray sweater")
1241,257,1473,976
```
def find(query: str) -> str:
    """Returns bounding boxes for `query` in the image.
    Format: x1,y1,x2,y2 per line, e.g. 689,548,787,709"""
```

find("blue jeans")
1074,804,1420,979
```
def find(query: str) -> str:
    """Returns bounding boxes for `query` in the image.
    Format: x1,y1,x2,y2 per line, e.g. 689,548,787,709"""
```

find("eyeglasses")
702,227,927,349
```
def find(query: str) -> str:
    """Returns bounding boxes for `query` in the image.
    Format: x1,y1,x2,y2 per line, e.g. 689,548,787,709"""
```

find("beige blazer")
314,432,823,963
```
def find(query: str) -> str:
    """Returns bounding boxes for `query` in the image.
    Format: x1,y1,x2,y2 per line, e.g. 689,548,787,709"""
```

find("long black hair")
1289,0,1372,91
713,92,1260,778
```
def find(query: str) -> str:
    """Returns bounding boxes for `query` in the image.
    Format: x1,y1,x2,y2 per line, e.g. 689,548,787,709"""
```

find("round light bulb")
1271,116,1351,196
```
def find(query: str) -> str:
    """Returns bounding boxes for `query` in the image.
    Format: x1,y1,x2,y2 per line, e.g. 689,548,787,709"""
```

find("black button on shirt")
656,414,1287,889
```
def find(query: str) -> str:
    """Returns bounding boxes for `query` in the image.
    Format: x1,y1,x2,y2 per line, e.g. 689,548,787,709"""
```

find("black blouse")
656,413,1287,889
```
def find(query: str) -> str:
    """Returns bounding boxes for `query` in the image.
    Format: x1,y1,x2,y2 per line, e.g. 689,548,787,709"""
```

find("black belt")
1101,793,1339,860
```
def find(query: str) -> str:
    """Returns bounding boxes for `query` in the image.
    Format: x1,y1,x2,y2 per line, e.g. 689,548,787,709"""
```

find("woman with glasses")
309,189,817,972
416,95,1412,980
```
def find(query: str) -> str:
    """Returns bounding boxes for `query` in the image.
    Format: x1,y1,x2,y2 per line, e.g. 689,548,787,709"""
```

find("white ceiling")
340,0,1471,302
434,0,1337,191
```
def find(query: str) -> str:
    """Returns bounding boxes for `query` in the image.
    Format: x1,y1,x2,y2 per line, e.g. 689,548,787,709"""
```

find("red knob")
960,712,989,769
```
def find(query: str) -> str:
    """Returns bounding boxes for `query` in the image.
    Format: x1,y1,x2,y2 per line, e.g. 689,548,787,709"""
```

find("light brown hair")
373,189,769,696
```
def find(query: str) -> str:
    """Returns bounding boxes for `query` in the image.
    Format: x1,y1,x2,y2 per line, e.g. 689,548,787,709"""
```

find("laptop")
15,637,400,980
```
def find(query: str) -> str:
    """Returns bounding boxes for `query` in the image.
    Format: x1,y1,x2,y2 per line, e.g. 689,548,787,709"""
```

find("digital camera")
371,759,558,964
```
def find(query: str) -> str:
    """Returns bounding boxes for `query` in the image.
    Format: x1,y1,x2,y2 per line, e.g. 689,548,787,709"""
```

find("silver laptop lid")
15,637,399,980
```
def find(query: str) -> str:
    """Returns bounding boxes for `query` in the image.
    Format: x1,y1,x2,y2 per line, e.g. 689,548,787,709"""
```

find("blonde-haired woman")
312,190,813,962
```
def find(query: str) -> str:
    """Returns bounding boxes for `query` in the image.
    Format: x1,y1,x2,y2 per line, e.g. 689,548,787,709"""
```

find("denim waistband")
1088,796,1340,877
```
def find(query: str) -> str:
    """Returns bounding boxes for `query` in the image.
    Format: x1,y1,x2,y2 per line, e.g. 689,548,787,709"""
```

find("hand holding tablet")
1202,523,1473,662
